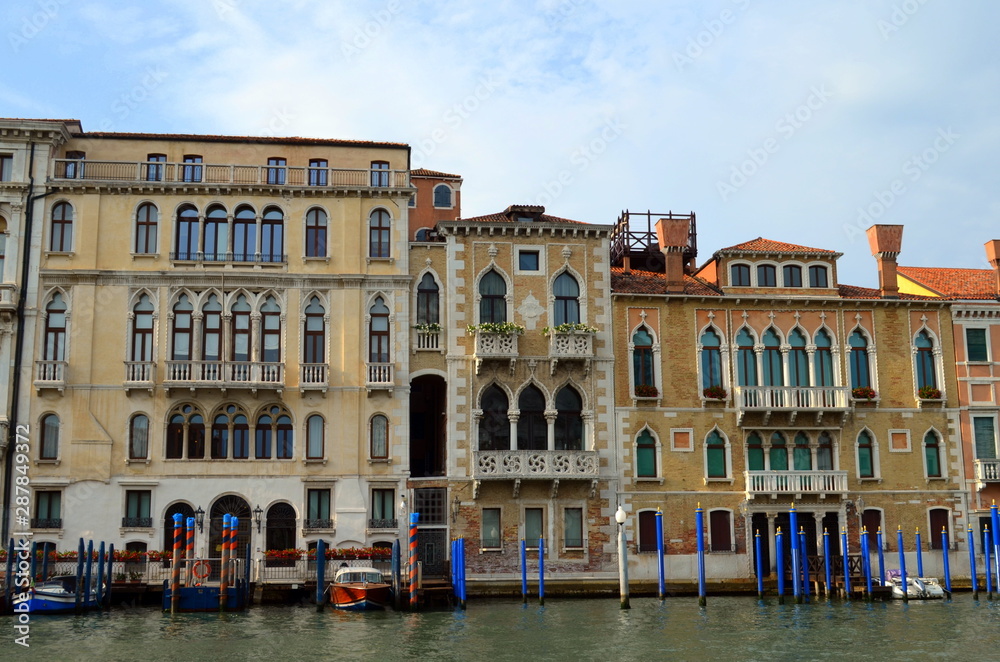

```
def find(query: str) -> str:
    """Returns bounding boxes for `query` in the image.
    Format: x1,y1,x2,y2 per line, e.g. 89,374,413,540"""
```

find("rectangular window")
414,488,446,525
974,416,997,459
482,508,501,549
929,509,950,550
370,161,389,187
564,508,583,549
709,510,732,552
862,509,882,549
267,157,286,185
182,155,202,182
518,250,540,271
638,511,659,552
145,154,166,181
64,151,85,179
809,265,829,288
706,446,727,478
371,488,395,526
34,491,62,528
0,153,13,181
307,489,331,521
308,159,328,186
125,490,152,526
525,508,543,548
967,328,989,362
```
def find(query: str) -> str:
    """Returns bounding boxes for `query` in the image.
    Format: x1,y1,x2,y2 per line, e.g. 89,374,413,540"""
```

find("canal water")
4,596,1000,661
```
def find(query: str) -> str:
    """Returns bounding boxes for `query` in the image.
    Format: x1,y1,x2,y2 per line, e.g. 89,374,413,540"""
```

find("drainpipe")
2,141,54,541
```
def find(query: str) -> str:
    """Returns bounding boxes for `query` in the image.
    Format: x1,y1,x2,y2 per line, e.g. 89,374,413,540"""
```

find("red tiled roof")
837,283,937,301
717,237,840,256
897,266,998,300
411,168,462,179
72,131,408,149
454,205,590,225
611,267,722,296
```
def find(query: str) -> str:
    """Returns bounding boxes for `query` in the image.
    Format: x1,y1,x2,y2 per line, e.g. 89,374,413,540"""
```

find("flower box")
918,386,942,400
467,322,525,336
542,323,598,336
634,384,659,398
702,386,727,400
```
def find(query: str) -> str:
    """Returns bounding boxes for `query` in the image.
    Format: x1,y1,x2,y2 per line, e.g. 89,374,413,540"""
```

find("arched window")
369,209,391,258
303,297,325,364
478,270,506,324
553,272,580,326
134,203,158,254
162,503,195,550
416,273,439,325
231,295,252,363
793,432,812,470
211,413,229,459
0,217,7,279
187,413,205,459
730,263,750,286
40,414,59,460
265,503,296,557
369,297,390,363
306,414,324,459
370,414,388,459
636,429,657,478
171,295,193,361
174,204,198,260
208,405,249,461
261,207,284,262
632,327,654,391
129,414,149,460
817,432,834,470
233,414,249,459
762,328,783,387
433,183,452,207
260,296,281,363
706,430,728,478
50,202,73,252
203,205,227,261
924,430,942,478
554,386,583,451
788,329,808,387
769,432,788,471
44,294,67,361
305,208,327,258
478,385,510,451
746,432,764,471
782,265,802,287
233,206,256,261
517,385,546,451
165,404,205,460
915,330,937,391
757,264,776,287
809,265,829,288
814,329,834,387
131,294,154,363
700,328,722,390
202,294,223,364
736,327,757,386
255,413,273,459
849,330,871,390
857,431,875,478
276,414,293,459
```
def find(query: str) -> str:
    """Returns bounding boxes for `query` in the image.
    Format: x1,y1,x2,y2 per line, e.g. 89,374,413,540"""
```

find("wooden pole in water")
243,539,252,610
695,504,706,607
29,540,37,583
876,527,886,586
4,538,14,613
105,543,114,609
860,527,871,601
941,527,952,595
520,539,527,604
409,512,420,610
41,541,49,581
776,527,785,604
755,529,764,600
789,505,800,604
842,528,853,600
896,526,908,602
75,538,84,614
84,540,94,609
538,536,546,607
967,523,979,600
315,538,326,611
984,526,993,600
185,516,195,587
656,509,666,600
96,541,105,608
170,514,182,614
219,514,231,611
915,528,924,579
799,528,810,600
822,529,832,599
392,538,401,611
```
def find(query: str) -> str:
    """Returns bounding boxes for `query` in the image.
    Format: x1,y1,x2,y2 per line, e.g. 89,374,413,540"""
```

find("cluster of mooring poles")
450,538,467,609
3,537,114,614
166,511,250,613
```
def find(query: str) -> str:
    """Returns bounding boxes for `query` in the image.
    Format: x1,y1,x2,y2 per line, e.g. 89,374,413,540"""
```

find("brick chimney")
656,217,690,294
986,240,1000,297
866,225,903,299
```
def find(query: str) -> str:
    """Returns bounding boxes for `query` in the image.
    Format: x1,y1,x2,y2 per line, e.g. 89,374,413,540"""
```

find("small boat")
881,571,945,599
161,580,248,612
14,575,102,614
329,567,392,611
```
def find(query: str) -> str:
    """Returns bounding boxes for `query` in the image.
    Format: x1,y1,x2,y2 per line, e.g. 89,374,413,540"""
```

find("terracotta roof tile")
898,266,998,300
411,168,462,179
718,237,840,256
611,267,721,296
455,205,590,225
837,283,937,300
72,131,408,149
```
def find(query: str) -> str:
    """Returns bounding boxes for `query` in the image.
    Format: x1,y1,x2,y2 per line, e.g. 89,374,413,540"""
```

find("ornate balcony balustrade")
744,470,849,499
734,386,851,425
473,449,600,498
415,329,441,351
975,459,1000,486
300,363,328,392
34,360,67,392
163,360,284,393
472,332,519,374
548,331,594,375
366,363,394,391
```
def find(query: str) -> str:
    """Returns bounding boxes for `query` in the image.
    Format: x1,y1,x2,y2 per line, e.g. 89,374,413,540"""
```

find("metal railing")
744,470,849,496
368,518,398,529
121,517,154,527
168,252,288,264
474,449,600,479
30,518,62,529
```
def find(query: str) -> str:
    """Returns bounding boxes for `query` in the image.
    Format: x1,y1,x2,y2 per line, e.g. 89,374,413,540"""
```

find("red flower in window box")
918,386,942,400
634,384,659,398
852,387,876,400
702,386,727,400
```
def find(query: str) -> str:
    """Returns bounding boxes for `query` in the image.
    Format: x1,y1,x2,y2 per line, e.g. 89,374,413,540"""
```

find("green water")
4,597,1000,661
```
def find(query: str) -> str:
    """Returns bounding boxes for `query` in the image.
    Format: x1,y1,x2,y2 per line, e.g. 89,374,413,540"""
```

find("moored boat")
881,571,945,599
329,567,392,611
13,575,101,614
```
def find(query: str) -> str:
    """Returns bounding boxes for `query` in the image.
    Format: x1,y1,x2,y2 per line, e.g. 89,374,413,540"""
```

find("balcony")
734,386,851,425
744,470,849,500
415,329,441,351
473,449,600,498
0,283,17,316
34,360,67,393
124,361,155,393
31,518,63,529
121,517,154,528
169,251,287,265
368,518,399,530
548,331,594,375
366,362,394,392
472,332,519,375
300,363,328,393
975,459,1000,488
51,159,410,191
163,360,284,394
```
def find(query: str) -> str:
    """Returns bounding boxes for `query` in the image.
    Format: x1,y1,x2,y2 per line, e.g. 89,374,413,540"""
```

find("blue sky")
4,0,998,287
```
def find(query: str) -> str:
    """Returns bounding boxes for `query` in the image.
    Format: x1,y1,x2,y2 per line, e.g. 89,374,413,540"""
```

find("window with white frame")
709,509,733,552
134,202,158,254
129,414,149,460
635,429,657,478
482,507,502,549
563,507,583,550
966,328,989,362
524,507,544,548
705,429,729,479
973,416,997,459
857,430,878,478
433,183,452,207
306,414,324,459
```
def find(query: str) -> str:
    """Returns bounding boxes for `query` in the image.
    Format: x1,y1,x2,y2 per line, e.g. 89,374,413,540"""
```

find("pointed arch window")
44,294,67,361
700,328,723,390
849,330,871,390
369,209,391,258
261,296,281,363
171,295,193,361
553,272,580,326
276,414,294,459
788,329,808,387
817,432,834,470
210,406,248,460
736,327,757,386
417,273,440,324
233,414,249,459
166,404,204,460
305,208,327,258
479,385,510,451
369,297,390,363
769,432,788,471
793,432,812,470
50,202,73,252
174,205,198,260
233,206,256,261
924,430,942,478
706,430,728,479
479,270,506,323
131,294,154,362
636,429,657,478
129,414,149,460
517,385,547,451
632,326,654,390
261,207,284,262
231,295,252,363
814,329,834,386
915,330,937,390
203,205,228,261
201,294,222,363
256,413,273,459
371,414,388,459
858,431,875,478
762,328,783,387
746,432,764,471
187,414,205,459
212,413,229,459
134,203,158,254
303,297,325,364
554,386,583,451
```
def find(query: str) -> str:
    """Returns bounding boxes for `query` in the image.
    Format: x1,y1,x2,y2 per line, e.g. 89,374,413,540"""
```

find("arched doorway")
410,374,446,477
209,495,252,567
162,502,195,551
265,503,296,566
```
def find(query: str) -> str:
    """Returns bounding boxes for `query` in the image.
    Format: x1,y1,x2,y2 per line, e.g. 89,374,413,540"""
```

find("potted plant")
852,386,877,400
634,384,659,398
542,322,598,335
412,322,442,333
918,385,942,400
467,322,525,335
703,385,727,400
264,548,303,567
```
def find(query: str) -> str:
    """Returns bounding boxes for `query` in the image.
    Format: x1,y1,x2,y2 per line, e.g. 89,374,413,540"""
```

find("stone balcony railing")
974,459,1000,486
548,332,594,375
34,360,67,392
163,360,284,392
472,332,519,375
415,329,441,351
366,362,394,391
473,449,600,497
734,386,851,425
300,363,328,391
0,283,17,313
744,470,849,499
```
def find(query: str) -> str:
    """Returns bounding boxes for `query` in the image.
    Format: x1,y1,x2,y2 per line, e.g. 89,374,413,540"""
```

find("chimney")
656,217,690,294
986,240,1000,297
866,225,903,299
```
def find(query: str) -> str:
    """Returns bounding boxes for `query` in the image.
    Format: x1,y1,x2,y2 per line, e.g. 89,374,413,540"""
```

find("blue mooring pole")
896,527,908,602
391,538,401,611
41,541,50,581
776,527,785,604
538,537,545,606
915,528,924,579
696,504,706,607
755,529,764,600
968,523,979,601
656,508,666,600
315,538,326,610
84,540,94,609
789,505,801,603
799,528,810,600
823,529,832,599
941,527,952,595
96,541,106,607
29,540,37,584
992,502,1000,593
75,537,85,614
984,527,993,600
876,527,886,586
520,539,527,604
842,528,853,600
460,538,467,610
105,543,114,609
861,528,872,601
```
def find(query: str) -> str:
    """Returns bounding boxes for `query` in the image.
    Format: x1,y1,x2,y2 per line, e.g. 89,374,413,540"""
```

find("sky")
3,0,998,288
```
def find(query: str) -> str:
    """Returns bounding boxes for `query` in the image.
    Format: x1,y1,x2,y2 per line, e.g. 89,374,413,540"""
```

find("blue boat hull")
162,580,247,611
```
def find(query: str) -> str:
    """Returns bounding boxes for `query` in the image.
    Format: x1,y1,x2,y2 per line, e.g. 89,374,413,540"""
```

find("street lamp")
254,504,263,533
615,505,630,609
194,506,205,533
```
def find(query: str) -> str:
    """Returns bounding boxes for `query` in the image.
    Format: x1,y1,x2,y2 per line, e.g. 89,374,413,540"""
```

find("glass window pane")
525,508,543,545
967,328,988,362
482,508,501,548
